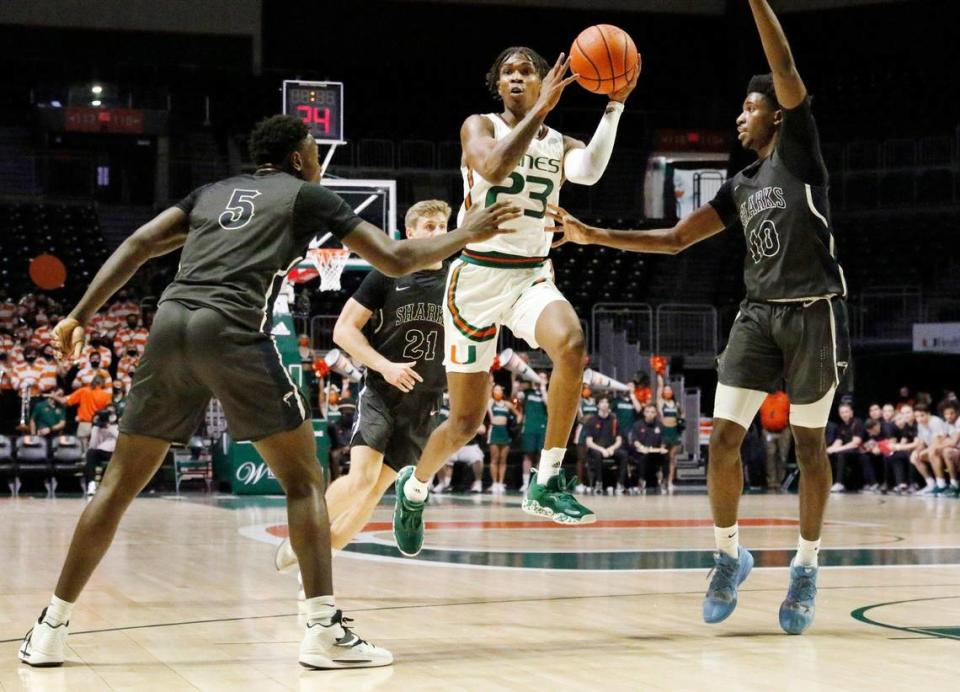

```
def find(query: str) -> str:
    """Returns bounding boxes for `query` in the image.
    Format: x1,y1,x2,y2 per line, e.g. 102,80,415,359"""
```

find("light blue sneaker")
703,547,754,624
779,561,818,634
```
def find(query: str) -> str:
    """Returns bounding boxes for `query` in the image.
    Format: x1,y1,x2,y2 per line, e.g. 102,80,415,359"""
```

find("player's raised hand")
51,316,85,364
534,53,580,118
460,201,522,242
609,65,640,104
547,204,594,248
381,361,423,393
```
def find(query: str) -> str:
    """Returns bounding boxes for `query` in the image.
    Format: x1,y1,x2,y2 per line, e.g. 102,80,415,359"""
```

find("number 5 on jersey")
219,189,261,230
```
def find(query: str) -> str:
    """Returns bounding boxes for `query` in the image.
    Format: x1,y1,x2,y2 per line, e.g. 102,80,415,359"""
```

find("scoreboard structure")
282,80,345,145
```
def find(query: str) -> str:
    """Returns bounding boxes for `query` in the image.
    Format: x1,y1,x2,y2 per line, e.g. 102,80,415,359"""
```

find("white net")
309,248,351,292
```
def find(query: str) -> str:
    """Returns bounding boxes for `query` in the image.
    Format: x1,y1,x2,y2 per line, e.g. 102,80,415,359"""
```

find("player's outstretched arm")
547,203,725,255
343,202,521,277
463,53,579,182
52,207,188,362
748,0,806,109
563,69,638,186
332,299,423,393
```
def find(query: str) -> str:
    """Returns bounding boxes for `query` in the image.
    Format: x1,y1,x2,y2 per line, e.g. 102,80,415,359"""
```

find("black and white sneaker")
19,608,68,667
299,610,393,669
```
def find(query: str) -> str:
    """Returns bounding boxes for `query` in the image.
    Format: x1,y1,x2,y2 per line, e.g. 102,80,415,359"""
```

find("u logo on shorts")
450,344,477,365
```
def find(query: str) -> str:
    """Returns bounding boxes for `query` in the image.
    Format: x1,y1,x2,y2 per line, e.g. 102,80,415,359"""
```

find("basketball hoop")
309,248,350,292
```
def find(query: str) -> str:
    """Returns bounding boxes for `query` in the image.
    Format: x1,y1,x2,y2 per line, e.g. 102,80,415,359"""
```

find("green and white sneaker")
522,470,596,525
393,466,426,557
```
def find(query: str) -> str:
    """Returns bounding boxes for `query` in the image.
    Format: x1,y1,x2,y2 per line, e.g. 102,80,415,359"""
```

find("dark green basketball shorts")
120,300,310,444
717,296,850,406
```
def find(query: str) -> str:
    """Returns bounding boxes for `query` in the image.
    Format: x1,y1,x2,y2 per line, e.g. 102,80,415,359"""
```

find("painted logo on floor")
237,518,960,572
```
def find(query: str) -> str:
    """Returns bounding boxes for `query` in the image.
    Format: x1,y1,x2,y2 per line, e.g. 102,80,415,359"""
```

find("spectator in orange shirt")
58,375,113,449
760,391,791,492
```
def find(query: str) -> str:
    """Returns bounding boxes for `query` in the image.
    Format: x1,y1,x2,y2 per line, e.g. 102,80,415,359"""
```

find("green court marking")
851,596,960,641
343,544,960,571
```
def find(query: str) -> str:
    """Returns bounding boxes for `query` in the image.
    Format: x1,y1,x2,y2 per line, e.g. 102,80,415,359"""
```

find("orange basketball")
570,24,641,95
29,254,67,290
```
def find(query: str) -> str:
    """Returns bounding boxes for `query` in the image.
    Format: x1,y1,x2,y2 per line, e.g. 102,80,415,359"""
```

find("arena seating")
0,201,108,299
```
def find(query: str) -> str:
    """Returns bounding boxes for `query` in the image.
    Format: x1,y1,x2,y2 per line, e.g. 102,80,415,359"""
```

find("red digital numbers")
296,105,331,135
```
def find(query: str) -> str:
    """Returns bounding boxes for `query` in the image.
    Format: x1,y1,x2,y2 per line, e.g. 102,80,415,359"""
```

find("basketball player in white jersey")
393,47,637,556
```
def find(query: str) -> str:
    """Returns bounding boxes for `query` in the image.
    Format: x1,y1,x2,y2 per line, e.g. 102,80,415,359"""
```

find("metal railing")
655,304,718,367
850,288,925,343
590,303,654,380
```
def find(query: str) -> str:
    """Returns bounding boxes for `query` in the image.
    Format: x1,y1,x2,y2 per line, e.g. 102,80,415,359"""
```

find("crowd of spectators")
418,366,686,496
0,288,150,494
824,389,960,496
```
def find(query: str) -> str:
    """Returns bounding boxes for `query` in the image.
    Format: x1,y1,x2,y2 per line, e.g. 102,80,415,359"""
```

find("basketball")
570,24,641,95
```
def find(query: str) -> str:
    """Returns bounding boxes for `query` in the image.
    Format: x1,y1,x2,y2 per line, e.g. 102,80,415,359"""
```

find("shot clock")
282,80,344,144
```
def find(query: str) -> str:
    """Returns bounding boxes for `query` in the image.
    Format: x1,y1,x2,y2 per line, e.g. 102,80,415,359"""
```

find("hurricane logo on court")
748,220,781,263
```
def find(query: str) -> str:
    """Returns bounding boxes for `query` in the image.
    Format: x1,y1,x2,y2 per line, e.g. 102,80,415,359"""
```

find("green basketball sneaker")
522,470,596,525
393,466,426,557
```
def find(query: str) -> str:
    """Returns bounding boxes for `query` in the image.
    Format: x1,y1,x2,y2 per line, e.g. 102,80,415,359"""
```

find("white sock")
46,595,74,625
404,473,430,503
714,524,739,559
304,595,336,624
537,448,565,482
951,480,959,488
796,537,821,568
522,471,530,486
935,477,947,488
925,477,936,488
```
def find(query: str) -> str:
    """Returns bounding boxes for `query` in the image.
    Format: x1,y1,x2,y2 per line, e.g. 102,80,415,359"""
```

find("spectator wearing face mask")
12,346,54,397
113,313,148,357
87,310,120,341
72,351,113,391
108,290,140,321
80,336,113,369
116,346,141,380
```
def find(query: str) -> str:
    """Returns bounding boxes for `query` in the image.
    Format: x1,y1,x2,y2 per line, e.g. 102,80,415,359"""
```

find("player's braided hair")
485,46,551,100
248,114,310,167
747,73,782,109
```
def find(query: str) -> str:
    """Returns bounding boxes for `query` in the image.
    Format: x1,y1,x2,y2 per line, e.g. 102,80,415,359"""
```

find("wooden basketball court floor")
1,490,957,691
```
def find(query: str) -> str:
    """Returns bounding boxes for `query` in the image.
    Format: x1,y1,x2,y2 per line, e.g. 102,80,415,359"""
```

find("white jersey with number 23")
457,113,564,259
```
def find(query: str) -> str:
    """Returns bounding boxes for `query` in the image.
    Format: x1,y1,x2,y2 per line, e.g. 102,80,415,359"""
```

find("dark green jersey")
162,171,362,334
351,265,447,393
709,97,846,301
31,398,65,429
614,397,637,432
522,388,547,433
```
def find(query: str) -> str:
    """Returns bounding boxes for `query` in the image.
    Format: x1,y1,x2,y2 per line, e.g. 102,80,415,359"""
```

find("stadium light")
91,85,103,95
91,99,101,107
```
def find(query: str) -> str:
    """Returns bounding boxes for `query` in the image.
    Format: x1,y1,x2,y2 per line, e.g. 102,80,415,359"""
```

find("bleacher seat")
0,435,15,496
845,141,880,170
51,436,86,496
879,171,916,207
15,436,52,497
881,139,917,168
399,140,436,169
